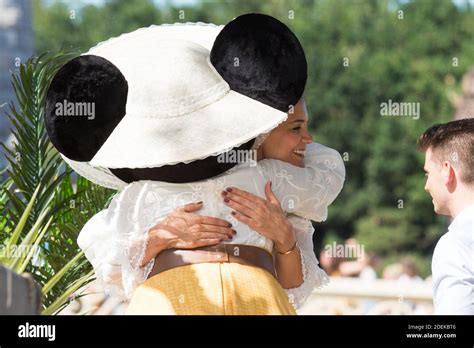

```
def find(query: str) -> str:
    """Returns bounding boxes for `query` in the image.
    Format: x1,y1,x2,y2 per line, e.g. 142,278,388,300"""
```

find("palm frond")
0,51,116,314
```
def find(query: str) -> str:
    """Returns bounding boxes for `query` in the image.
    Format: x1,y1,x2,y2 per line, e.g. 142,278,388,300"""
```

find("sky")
43,0,200,8
41,0,474,10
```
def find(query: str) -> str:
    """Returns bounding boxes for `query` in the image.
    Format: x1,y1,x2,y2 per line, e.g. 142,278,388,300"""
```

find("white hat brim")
61,154,128,190
89,90,287,168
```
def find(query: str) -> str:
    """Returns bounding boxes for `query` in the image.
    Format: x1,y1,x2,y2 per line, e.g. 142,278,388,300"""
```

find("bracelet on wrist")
276,240,298,255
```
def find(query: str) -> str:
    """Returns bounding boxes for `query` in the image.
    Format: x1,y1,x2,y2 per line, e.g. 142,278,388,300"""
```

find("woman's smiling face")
258,99,313,167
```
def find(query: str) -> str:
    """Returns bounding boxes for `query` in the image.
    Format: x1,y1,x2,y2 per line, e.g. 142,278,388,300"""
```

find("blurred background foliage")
0,53,115,313
30,0,474,278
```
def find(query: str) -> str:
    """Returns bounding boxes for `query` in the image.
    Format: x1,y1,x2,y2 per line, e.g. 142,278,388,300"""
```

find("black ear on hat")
44,55,128,162
210,13,307,112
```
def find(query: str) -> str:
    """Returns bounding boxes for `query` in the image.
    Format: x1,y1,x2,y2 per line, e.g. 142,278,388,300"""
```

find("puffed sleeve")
259,142,345,222
282,216,329,310
77,182,155,301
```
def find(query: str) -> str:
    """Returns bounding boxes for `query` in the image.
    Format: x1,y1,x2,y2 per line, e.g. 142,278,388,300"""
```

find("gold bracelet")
276,241,298,255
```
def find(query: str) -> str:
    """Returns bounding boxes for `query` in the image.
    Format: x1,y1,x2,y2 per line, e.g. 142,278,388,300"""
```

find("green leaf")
17,216,54,273
41,251,85,295
1,184,41,259
42,269,95,315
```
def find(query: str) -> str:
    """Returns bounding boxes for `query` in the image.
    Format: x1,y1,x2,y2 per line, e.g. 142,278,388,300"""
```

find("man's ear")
443,161,457,192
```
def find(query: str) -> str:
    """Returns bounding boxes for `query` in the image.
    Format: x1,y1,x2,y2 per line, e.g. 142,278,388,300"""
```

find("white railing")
60,277,435,315
298,277,434,315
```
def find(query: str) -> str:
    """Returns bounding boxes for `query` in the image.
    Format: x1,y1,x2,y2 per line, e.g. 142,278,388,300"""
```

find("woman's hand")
222,182,295,252
222,183,303,288
151,201,236,249
141,202,235,266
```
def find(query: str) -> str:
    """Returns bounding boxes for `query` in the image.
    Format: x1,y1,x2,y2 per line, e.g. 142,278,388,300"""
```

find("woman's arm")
78,209,127,299
283,216,329,309
220,186,330,307
222,182,304,289
78,183,234,300
223,189,329,303
258,142,345,222
272,220,304,289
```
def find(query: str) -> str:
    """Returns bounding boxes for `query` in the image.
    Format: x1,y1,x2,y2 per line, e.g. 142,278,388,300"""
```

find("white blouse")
77,142,345,309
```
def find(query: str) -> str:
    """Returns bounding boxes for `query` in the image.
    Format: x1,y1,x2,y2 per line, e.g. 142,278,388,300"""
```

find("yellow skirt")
126,262,296,315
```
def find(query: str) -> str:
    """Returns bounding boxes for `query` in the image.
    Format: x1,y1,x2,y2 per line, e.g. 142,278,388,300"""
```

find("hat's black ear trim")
109,139,256,183
44,55,128,162
210,13,307,112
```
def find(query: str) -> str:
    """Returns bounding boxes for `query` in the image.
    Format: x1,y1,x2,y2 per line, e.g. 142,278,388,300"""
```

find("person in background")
418,118,474,314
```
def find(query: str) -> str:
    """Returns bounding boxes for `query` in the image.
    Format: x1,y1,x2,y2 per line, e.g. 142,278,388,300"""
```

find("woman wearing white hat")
45,14,345,314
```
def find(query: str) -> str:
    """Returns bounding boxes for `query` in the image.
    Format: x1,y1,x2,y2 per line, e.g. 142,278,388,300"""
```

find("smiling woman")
257,99,313,168
64,14,346,315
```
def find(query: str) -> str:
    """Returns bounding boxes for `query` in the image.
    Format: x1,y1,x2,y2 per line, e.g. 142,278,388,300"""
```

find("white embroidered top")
77,142,345,308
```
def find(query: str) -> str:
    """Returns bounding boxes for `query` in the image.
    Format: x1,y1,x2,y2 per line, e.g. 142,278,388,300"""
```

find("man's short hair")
417,118,474,183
